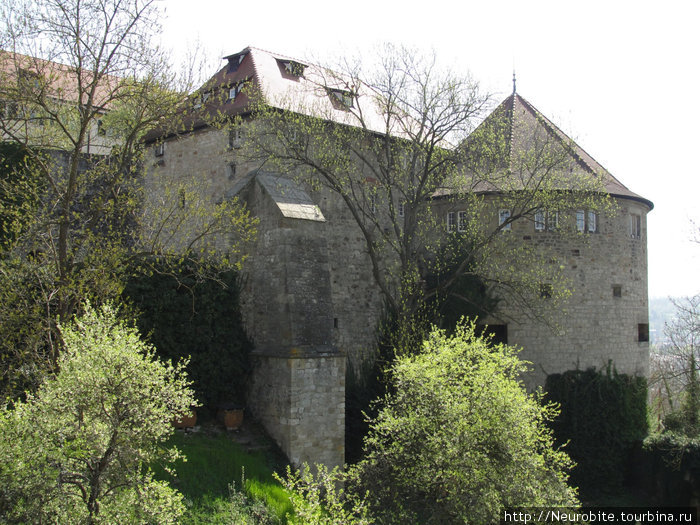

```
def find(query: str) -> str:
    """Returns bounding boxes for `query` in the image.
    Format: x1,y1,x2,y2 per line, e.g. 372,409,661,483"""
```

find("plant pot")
173,409,197,429
218,406,244,430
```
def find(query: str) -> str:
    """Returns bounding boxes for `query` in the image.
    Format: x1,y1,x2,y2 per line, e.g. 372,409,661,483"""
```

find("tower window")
458,211,468,232
499,209,511,231
630,214,642,239
638,323,649,343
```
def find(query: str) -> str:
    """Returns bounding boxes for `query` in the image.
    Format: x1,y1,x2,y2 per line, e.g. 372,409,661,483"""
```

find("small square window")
229,128,245,148
612,285,622,298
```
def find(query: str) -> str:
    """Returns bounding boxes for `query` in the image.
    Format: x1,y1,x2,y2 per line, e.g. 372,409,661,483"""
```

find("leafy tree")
348,321,577,524
0,0,256,397
0,303,196,524
245,44,611,353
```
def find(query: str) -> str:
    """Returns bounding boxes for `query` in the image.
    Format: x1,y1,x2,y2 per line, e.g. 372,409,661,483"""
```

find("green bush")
0,303,195,524
123,263,253,412
545,366,648,496
350,322,577,524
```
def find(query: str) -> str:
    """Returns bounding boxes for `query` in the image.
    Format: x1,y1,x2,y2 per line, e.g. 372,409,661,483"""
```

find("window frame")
499,209,511,231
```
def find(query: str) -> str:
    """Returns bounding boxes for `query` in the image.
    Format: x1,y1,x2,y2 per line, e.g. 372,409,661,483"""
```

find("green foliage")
350,322,577,524
276,464,372,525
123,263,253,410
0,142,42,250
0,303,196,524
545,367,648,497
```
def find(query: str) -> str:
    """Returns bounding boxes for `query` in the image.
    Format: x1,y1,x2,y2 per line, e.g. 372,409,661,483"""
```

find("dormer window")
226,52,246,74
328,88,354,109
228,80,248,101
278,59,306,77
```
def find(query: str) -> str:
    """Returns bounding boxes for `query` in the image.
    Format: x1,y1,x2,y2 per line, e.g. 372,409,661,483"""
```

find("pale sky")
159,0,700,299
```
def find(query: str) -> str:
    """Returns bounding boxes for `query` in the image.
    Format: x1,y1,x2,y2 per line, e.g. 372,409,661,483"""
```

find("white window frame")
458,211,468,232
499,209,511,231
534,209,545,231
630,214,642,239
576,210,585,232
447,211,456,232
587,211,597,233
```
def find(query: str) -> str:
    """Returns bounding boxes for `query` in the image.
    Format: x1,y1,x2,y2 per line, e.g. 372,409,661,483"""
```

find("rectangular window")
612,285,622,298
458,211,468,232
447,211,456,232
499,209,511,231
398,201,405,218
576,210,585,232
638,323,649,343
588,211,597,233
535,209,545,231
154,143,165,157
630,214,641,239
548,211,559,230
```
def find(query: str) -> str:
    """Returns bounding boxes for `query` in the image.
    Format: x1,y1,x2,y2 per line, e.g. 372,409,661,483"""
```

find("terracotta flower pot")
218,405,244,430
173,409,197,429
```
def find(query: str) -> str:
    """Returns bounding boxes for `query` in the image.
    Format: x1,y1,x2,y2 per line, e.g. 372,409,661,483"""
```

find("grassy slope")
157,430,292,524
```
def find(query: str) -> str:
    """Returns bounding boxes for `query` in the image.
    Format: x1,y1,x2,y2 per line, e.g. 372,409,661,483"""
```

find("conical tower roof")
458,92,653,209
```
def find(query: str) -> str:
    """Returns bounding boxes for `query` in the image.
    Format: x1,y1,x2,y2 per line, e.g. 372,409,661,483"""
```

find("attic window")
328,88,354,109
227,53,246,73
228,80,248,101
192,93,209,109
278,59,306,77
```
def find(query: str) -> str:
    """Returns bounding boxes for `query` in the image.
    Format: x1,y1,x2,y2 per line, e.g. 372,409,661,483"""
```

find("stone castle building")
145,46,652,469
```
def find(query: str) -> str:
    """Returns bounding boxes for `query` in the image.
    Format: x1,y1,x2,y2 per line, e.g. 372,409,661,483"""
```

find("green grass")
156,430,293,524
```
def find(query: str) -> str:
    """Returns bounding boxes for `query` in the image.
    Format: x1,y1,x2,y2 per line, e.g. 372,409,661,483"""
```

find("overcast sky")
159,0,700,299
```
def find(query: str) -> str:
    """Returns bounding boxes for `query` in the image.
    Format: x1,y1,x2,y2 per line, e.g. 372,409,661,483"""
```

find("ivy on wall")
123,264,253,414
545,366,648,496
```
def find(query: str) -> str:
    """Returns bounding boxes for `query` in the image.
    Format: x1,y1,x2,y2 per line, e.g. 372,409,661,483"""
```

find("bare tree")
245,44,611,352
0,0,255,395
650,295,700,433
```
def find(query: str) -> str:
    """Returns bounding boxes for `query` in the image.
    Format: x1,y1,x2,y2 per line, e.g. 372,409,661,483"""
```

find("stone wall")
248,353,346,468
436,194,650,388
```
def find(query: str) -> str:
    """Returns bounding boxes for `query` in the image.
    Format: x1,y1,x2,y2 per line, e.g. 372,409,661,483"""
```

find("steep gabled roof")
145,46,388,142
0,50,120,111
455,93,652,208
